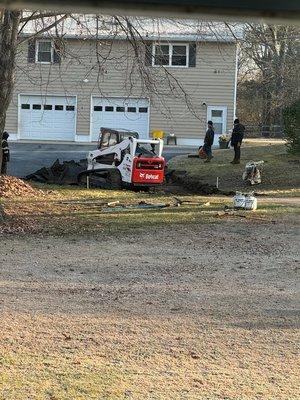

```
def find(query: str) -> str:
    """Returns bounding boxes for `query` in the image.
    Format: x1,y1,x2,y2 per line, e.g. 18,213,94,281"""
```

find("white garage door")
91,97,149,141
19,95,76,141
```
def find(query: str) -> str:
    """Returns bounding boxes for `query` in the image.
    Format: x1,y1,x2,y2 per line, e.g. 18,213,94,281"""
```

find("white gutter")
19,32,237,43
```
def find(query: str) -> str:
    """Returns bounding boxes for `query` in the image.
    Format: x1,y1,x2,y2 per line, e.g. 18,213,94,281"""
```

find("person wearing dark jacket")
203,121,215,162
1,131,10,175
230,119,245,164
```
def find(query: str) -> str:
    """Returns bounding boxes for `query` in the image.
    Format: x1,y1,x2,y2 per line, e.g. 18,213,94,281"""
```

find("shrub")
283,99,300,154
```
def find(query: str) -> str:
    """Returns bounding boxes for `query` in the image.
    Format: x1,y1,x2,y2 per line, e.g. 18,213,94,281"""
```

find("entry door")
207,106,227,135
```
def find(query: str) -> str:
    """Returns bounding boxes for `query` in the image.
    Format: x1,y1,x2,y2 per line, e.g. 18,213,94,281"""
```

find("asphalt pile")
0,175,44,198
26,159,87,185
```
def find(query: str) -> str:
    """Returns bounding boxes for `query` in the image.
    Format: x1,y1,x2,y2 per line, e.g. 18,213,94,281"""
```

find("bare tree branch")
18,14,69,44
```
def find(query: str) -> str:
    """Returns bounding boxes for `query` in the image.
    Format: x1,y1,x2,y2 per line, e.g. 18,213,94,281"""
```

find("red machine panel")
132,156,165,184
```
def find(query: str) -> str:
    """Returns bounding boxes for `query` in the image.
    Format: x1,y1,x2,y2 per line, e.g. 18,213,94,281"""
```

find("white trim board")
207,105,228,134
152,42,190,68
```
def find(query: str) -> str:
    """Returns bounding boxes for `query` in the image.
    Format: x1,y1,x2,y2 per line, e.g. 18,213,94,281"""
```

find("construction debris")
173,197,210,206
102,201,170,213
101,198,212,212
26,159,87,185
243,161,264,185
107,201,120,207
0,175,45,198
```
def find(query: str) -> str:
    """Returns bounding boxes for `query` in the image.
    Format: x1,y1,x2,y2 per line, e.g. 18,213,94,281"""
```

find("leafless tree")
0,10,69,166
237,23,300,130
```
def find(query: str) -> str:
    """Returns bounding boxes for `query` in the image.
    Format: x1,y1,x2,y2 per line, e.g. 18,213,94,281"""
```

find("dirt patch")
166,169,234,195
0,222,299,399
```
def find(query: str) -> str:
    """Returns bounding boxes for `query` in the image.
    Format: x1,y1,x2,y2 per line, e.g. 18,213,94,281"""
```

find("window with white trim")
153,44,188,67
36,40,53,63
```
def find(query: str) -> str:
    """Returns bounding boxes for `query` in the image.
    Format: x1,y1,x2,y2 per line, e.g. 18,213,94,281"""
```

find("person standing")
1,131,10,175
230,118,245,164
203,120,215,163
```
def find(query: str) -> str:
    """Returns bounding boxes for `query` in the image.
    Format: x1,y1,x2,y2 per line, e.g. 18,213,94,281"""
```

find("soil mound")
26,159,87,185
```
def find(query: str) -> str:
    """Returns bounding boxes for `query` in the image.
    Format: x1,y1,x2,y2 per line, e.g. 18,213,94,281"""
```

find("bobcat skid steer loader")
78,127,165,189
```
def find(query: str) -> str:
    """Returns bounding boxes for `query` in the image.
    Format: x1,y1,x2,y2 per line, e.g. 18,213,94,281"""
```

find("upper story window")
153,44,188,67
28,39,61,64
36,40,53,63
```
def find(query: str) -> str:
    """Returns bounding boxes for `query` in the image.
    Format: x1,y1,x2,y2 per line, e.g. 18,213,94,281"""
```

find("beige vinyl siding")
6,39,236,140
148,42,236,137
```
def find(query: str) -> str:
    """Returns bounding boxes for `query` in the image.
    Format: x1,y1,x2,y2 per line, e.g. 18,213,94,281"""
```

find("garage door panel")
91,97,149,141
19,95,76,141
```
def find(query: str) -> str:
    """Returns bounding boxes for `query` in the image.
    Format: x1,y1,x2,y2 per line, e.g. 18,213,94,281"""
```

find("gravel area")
0,220,299,399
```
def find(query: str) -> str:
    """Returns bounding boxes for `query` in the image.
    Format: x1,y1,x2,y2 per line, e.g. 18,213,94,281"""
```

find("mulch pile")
0,175,44,198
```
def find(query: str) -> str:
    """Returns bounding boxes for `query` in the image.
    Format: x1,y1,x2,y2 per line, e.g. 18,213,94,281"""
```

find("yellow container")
151,130,164,139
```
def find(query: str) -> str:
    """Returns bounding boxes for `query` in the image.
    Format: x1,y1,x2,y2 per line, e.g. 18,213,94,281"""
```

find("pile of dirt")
26,159,87,185
0,175,44,198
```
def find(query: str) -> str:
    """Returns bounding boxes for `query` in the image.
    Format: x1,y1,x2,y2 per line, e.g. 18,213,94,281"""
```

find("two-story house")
5,19,238,145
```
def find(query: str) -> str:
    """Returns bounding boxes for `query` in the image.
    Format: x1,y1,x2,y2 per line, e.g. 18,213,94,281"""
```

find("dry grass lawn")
1,184,299,236
0,220,299,399
168,141,300,197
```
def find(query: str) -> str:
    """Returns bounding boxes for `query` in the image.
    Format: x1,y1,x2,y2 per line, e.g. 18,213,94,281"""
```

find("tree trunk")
261,67,272,135
0,10,21,171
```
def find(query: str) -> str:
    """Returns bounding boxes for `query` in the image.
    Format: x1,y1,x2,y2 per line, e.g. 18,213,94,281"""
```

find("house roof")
21,15,242,42
7,0,300,24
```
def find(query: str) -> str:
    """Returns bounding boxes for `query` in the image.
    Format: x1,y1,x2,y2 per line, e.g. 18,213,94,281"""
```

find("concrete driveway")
7,142,199,178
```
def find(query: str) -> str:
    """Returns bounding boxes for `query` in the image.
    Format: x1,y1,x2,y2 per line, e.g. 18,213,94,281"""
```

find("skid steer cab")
78,127,165,189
